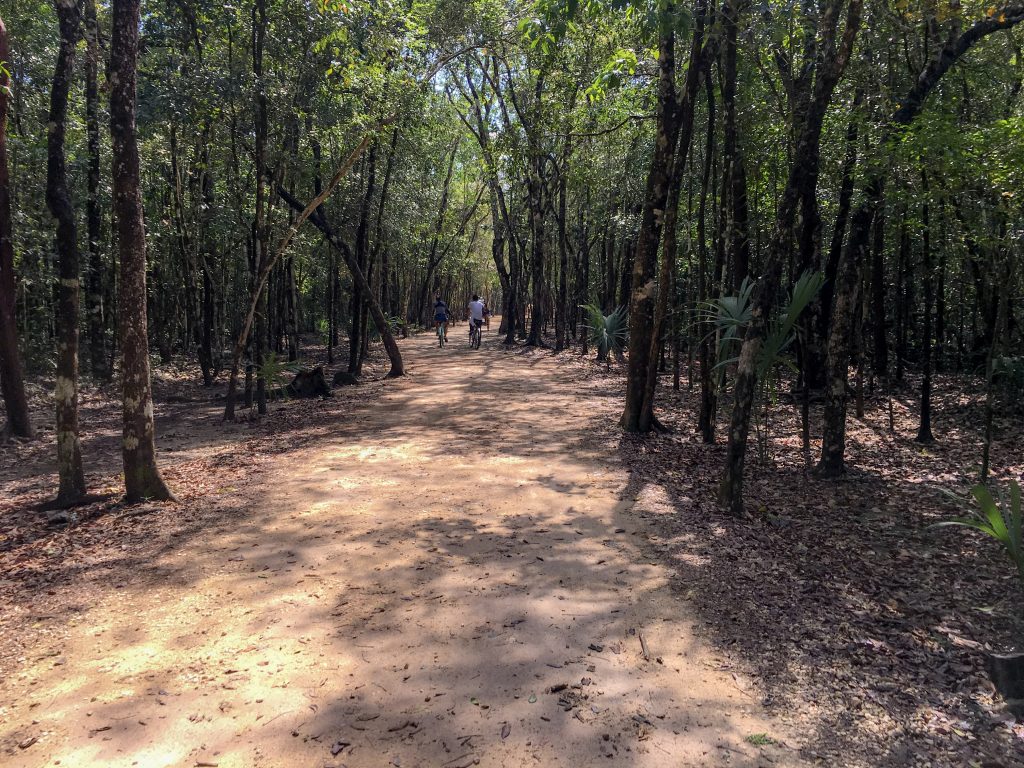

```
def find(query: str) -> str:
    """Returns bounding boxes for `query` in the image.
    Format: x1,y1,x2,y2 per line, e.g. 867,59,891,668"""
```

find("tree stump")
988,653,1024,714
332,370,360,387
271,367,332,400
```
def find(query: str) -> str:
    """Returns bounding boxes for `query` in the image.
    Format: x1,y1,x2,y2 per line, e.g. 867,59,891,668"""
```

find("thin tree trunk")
721,0,862,512
916,169,935,443
981,255,1012,479
554,141,571,352
0,16,33,440
84,0,106,380
276,186,405,376
870,194,887,376
252,0,269,415
721,0,750,290
110,0,174,501
697,66,717,443
47,0,86,504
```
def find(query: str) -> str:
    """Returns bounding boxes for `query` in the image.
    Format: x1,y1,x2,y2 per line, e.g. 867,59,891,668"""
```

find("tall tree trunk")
870,194,887,376
350,142,377,375
697,66,717,443
916,170,935,443
252,0,269,415
375,127,400,322
895,211,909,381
721,0,750,291
720,0,862,512
198,138,216,385
554,141,570,352
525,157,547,347
0,17,33,440
816,8,1024,472
820,89,863,341
621,20,682,432
84,0,106,379
110,0,174,501
47,0,86,504
640,8,711,432
981,254,1012,479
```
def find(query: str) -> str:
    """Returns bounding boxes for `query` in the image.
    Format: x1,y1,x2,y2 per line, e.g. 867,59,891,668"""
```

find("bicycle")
437,322,447,348
469,320,482,349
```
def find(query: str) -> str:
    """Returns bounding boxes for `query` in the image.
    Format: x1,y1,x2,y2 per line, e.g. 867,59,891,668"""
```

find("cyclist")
433,293,451,343
468,294,486,345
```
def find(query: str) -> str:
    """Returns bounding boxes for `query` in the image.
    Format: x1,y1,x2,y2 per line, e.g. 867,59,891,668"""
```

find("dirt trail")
1,329,802,767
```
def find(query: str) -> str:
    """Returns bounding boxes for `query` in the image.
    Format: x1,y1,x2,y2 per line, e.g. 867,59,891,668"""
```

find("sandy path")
1,329,801,767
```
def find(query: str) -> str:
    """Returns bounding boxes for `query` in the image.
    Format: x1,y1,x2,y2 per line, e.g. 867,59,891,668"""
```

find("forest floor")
0,324,1021,767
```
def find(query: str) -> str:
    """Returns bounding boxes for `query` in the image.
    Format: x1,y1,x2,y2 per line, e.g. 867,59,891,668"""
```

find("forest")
0,0,1022,765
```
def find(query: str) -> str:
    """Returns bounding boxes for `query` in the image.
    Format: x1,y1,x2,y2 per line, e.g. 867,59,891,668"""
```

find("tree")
719,0,862,515
110,0,175,502
817,3,1024,476
0,15,33,440
46,0,86,504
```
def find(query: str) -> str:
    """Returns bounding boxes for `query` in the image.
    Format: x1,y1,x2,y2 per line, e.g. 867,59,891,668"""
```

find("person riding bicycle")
433,293,451,343
468,294,486,342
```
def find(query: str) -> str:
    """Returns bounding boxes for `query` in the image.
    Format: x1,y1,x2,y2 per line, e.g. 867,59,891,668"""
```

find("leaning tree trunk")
110,0,175,501
0,16,33,440
47,0,86,504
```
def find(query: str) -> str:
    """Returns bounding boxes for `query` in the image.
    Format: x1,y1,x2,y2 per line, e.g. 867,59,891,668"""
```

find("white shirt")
468,300,485,321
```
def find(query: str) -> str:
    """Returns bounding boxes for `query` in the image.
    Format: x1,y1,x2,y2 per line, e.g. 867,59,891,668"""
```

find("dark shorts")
471,318,484,329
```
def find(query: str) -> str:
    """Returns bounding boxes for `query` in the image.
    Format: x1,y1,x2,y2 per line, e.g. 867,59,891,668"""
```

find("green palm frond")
932,480,1024,584
582,303,629,360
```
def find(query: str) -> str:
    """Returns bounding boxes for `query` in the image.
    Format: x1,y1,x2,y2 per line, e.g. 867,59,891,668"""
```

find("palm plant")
699,271,824,459
933,481,1024,587
581,303,628,369
259,352,301,401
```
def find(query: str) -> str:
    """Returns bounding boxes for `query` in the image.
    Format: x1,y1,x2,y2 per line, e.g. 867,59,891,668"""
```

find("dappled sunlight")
0,333,797,767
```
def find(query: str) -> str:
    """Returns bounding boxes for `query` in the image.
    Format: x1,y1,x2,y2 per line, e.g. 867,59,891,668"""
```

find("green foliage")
993,356,1024,403
585,49,638,102
582,303,628,364
703,271,824,377
933,481,1024,585
700,272,823,461
521,0,691,54
258,352,301,394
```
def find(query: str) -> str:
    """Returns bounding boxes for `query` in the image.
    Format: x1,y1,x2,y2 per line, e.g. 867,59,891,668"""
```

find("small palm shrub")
581,304,628,368
701,271,824,459
933,480,1024,586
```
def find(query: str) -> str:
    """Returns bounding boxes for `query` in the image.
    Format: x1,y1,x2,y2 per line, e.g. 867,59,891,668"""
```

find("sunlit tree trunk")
110,0,175,501
47,0,86,504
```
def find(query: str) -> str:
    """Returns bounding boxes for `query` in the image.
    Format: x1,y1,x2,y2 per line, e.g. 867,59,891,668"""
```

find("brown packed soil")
0,328,803,768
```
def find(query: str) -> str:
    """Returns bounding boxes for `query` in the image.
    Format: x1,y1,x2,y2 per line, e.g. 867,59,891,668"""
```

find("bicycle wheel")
438,326,444,348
